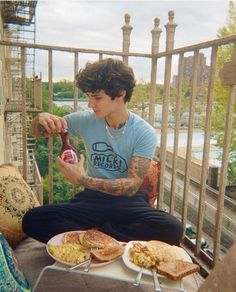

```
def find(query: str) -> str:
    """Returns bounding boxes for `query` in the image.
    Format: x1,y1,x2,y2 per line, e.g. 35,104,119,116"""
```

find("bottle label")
61,149,78,164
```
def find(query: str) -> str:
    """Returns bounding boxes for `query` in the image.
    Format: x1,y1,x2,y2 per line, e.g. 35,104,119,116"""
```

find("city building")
171,53,210,90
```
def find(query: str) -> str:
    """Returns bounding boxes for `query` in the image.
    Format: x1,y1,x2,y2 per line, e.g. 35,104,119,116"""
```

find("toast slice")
91,244,125,261
156,260,200,281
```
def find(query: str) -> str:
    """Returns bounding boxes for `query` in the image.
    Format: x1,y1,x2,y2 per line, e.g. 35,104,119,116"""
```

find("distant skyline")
34,0,232,81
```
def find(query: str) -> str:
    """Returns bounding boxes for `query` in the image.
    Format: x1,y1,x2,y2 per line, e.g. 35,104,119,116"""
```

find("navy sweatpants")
22,189,183,245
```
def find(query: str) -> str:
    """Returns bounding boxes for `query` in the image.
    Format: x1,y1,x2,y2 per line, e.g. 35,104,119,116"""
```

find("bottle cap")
61,128,68,133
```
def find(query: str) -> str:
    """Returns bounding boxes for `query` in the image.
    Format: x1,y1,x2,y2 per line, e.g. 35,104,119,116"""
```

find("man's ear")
117,90,126,101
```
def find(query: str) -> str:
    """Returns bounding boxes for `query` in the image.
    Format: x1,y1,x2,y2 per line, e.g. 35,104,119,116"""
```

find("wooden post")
121,13,132,65
149,17,162,126
159,11,177,208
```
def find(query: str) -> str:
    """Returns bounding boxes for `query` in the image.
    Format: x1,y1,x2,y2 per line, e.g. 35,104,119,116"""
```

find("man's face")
87,90,122,119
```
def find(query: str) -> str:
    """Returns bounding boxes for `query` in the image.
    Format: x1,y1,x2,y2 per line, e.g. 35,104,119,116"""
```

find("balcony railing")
1,11,235,275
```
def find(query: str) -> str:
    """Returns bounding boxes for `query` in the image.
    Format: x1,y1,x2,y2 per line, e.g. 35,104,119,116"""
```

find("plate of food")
47,229,125,268
122,240,199,280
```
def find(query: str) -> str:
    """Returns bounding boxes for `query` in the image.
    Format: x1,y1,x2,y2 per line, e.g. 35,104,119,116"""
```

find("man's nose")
88,98,93,108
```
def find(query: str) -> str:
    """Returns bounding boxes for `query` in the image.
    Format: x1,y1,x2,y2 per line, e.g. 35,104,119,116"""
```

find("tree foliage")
128,80,164,119
128,80,150,118
49,79,88,100
212,0,236,184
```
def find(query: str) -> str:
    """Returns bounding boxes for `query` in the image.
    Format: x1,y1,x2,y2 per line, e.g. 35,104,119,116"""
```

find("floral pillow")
139,160,161,206
0,232,31,291
0,164,40,247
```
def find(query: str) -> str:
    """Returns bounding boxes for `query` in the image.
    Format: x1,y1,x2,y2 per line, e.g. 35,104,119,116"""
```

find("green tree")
212,0,236,184
53,79,73,94
128,81,164,119
169,85,194,126
128,80,150,118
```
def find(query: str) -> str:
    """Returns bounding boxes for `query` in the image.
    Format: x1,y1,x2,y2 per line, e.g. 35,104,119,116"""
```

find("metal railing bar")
1,35,235,60
182,49,200,230
214,85,236,264
170,52,184,214
48,49,54,204
158,53,173,208
21,46,27,181
0,40,152,57
155,34,236,57
73,51,79,112
196,45,218,255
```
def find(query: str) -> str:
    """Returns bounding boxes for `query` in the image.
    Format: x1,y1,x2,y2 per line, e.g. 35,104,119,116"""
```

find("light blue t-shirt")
65,110,158,179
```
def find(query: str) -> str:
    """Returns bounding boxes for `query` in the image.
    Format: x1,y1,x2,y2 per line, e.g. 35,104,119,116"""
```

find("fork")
152,268,162,291
68,258,91,271
133,267,143,286
83,257,92,272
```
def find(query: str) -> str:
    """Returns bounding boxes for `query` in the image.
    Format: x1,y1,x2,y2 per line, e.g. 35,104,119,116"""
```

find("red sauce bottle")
59,129,80,164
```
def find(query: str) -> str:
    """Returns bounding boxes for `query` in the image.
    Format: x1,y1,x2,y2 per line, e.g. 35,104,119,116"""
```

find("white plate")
122,240,192,277
46,231,121,268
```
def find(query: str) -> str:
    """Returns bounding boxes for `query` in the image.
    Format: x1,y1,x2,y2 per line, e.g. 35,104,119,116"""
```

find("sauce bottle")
59,129,80,164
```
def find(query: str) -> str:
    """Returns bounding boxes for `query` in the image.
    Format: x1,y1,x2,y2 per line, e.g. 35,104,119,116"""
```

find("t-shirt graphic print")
91,142,128,173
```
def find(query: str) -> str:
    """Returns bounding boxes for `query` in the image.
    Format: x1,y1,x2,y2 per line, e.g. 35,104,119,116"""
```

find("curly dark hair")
76,58,136,103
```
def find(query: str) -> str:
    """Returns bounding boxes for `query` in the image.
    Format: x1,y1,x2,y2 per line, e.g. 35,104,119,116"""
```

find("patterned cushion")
0,164,40,247
0,232,31,291
139,160,161,206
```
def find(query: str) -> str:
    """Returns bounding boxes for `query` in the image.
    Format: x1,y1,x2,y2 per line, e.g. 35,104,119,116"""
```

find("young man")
23,58,183,245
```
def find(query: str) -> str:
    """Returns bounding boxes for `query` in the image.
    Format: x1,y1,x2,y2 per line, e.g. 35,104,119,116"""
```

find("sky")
33,0,232,81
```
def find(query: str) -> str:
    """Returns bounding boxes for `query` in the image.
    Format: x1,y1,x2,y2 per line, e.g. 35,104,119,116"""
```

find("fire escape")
2,1,42,188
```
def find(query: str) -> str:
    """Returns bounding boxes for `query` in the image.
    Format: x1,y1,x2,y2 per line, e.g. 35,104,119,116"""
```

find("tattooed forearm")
80,156,151,196
128,156,150,179
80,176,137,196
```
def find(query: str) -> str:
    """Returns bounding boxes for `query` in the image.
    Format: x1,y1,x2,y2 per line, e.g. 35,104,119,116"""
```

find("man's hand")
57,155,86,185
30,112,68,137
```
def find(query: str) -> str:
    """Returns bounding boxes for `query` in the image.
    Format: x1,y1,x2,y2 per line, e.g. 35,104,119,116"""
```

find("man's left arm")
57,155,151,196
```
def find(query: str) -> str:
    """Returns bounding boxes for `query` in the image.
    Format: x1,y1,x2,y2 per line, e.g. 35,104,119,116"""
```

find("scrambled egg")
48,243,90,265
129,242,163,269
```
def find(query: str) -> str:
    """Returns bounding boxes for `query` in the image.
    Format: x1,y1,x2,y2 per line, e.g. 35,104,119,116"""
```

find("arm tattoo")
80,156,151,197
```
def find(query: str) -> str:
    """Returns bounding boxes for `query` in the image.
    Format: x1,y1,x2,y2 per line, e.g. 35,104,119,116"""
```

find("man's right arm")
30,112,68,138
